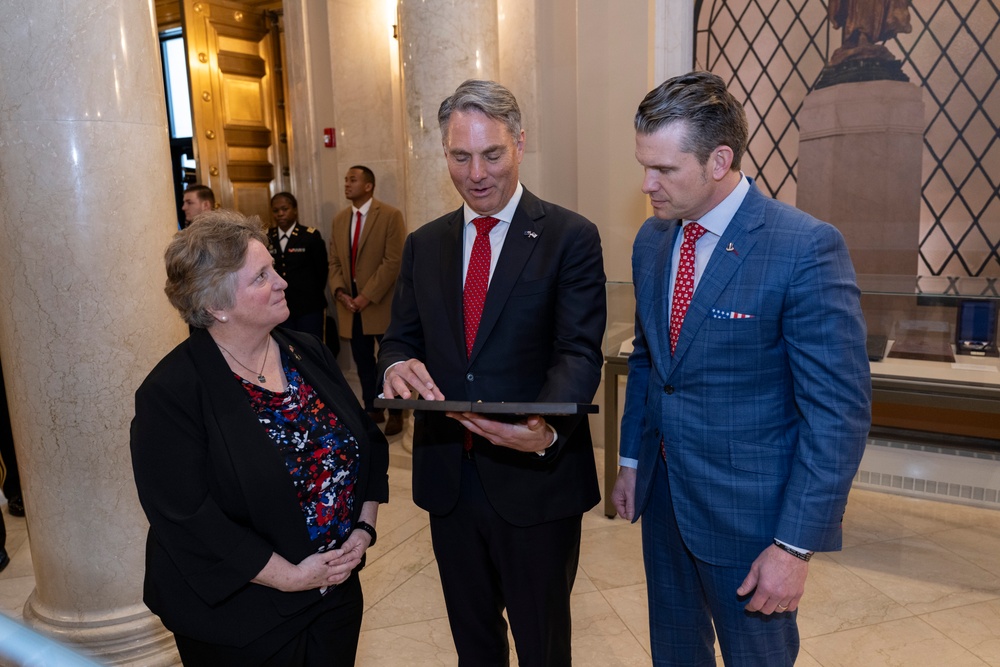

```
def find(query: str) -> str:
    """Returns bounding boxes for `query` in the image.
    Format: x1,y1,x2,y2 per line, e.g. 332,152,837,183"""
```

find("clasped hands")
383,359,554,453
336,290,370,314
293,528,372,592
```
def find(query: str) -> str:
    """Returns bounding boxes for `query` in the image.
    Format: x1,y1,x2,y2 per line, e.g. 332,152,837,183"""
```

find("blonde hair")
163,209,268,328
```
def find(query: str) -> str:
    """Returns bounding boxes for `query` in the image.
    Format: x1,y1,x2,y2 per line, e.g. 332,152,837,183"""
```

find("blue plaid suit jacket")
620,180,871,567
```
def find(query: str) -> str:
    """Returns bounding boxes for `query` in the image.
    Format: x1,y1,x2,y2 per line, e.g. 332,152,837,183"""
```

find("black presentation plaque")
374,398,598,416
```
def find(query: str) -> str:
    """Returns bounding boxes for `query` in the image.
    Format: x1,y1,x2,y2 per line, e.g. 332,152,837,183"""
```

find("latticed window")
695,0,1000,277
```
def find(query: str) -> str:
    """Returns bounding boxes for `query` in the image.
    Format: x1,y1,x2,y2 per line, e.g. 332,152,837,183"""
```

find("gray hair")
438,79,522,139
163,209,268,328
634,71,749,170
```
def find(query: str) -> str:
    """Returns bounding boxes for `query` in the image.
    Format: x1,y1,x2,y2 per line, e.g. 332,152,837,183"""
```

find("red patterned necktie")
350,211,362,280
462,216,500,452
669,222,707,355
463,217,500,358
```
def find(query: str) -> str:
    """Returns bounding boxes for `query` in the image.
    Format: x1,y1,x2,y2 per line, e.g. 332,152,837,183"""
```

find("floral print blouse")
238,353,360,551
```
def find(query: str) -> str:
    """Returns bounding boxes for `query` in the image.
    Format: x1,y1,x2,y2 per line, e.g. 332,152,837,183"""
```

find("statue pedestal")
796,80,924,275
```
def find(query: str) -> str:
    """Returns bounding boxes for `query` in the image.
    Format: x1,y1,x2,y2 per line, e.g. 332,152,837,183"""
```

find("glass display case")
859,275,1000,443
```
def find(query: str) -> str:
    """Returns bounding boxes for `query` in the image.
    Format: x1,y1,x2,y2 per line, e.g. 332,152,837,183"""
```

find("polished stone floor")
3,440,1000,666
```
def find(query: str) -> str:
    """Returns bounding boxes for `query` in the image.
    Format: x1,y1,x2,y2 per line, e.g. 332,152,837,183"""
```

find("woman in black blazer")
130,209,388,666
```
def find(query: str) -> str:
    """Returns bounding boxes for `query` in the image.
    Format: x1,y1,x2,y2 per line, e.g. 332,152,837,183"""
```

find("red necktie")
463,217,500,358
462,216,500,452
350,211,362,280
669,222,707,355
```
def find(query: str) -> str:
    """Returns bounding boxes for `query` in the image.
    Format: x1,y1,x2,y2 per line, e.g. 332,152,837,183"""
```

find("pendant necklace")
217,337,270,383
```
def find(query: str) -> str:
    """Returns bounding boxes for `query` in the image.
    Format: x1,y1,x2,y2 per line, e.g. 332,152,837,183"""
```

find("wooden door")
182,0,287,223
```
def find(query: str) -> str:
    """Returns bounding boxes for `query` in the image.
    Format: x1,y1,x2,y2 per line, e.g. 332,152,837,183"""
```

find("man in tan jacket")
330,166,407,435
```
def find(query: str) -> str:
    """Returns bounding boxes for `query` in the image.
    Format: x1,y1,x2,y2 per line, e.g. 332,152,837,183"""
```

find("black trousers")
349,312,381,413
174,574,363,667
430,459,582,667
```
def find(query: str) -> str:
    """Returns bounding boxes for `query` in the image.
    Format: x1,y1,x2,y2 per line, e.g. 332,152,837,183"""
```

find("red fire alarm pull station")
324,128,336,148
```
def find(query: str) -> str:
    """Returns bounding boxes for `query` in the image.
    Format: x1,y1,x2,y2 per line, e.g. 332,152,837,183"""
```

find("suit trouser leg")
642,455,798,667
349,313,379,412
429,459,580,667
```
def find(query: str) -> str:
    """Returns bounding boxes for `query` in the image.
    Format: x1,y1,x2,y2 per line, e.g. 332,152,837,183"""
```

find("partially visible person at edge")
130,210,388,666
329,166,407,436
613,71,871,667
180,184,215,229
0,357,17,573
379,79,606,666
268,192,329,340
0,356,24,521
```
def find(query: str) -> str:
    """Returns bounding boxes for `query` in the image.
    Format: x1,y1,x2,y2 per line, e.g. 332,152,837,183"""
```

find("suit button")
466,373,474,382
663,385,674,395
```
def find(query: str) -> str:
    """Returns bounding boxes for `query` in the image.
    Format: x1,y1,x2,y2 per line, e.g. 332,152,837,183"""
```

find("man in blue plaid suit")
613,71,871,666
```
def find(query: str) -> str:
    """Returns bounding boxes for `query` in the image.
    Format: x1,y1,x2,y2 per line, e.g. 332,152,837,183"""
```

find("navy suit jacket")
378,188,606,526
620,181,871,567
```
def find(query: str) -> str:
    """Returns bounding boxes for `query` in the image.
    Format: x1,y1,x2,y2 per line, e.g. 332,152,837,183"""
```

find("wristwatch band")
354,520,377,547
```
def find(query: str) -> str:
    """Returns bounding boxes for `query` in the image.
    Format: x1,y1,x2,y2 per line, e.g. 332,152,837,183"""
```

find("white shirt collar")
684,174,750,237
463,182,524,226
353,198,373,217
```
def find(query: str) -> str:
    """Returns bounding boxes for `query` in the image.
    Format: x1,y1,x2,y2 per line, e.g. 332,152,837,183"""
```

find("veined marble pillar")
397,0,500,232
0,1,185,664
394,0,500,460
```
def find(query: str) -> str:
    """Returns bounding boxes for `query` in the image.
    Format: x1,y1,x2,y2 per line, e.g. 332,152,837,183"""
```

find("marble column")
393,0,500,458
397,0,500,233
0,1,185,664
796,81,925,276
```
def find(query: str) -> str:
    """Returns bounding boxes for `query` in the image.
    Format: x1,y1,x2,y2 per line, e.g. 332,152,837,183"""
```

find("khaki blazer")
329,198,406,338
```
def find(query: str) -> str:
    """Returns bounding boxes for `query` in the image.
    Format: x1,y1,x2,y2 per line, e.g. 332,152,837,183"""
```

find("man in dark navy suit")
379,79,606,667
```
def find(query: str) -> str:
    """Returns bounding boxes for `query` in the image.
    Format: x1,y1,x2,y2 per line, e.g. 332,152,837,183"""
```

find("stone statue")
828,0,912,65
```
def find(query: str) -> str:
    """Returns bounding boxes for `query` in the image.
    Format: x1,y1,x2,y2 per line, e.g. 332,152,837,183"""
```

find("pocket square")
711,308,755,319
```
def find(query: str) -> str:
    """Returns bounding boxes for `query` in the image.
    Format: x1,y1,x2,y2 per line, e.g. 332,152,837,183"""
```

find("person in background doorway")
180,184,215,229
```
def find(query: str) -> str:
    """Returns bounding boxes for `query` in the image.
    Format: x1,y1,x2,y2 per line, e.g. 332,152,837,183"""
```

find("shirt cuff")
774,539,812,555
618,457,638,469
536,424,558,456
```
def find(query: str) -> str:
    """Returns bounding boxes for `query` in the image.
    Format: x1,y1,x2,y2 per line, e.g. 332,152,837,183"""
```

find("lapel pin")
726,243,735,252
524,231,538,239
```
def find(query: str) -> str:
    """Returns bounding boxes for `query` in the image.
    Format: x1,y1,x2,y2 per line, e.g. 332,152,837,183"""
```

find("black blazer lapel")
187,329,311,551
438,208,468,362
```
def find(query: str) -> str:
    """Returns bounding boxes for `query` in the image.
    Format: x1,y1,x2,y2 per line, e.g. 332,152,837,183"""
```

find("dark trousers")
642,455,799,667
429,459,581,667
174,574,363,667
349,313,381,413
283,310,325,341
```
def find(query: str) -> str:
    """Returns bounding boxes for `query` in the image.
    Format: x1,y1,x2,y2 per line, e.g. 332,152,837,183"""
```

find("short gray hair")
438,79,522,139
163,209,268,328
